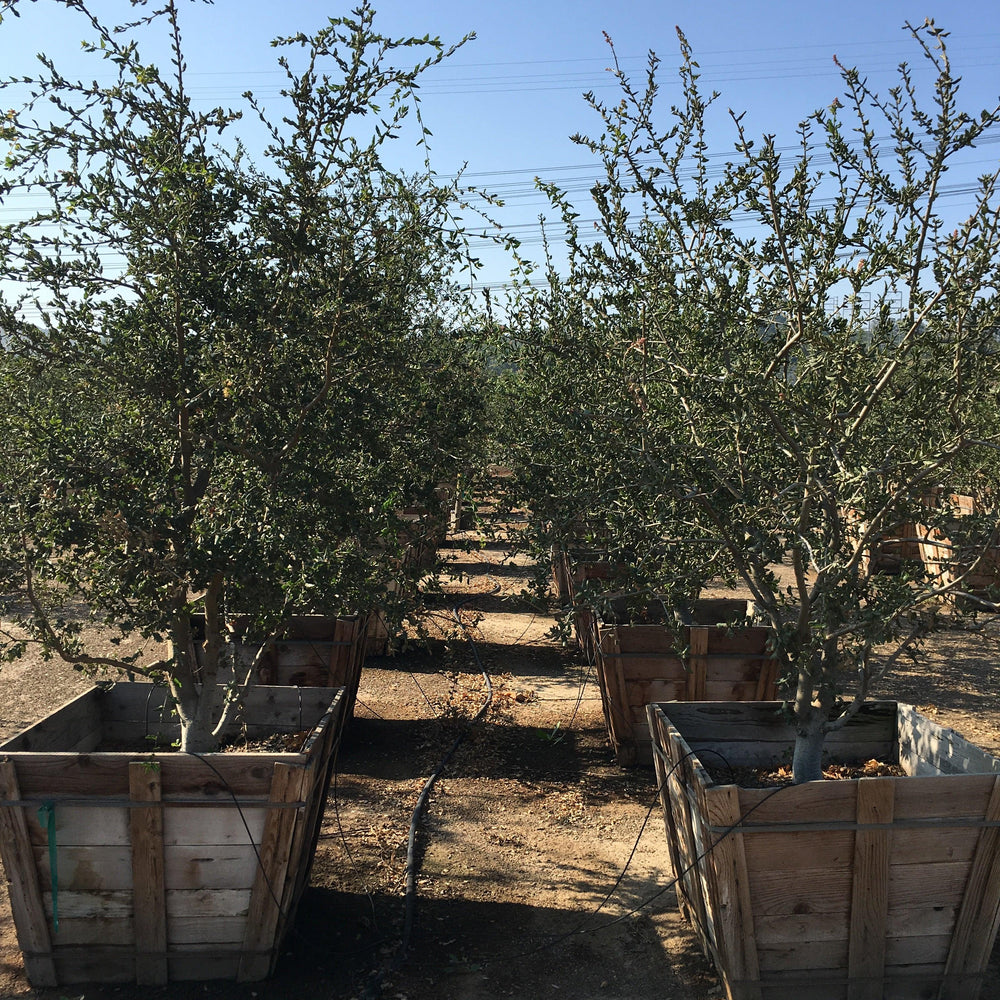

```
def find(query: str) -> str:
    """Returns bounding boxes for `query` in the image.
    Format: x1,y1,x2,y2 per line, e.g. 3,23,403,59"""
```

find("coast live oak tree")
0,0,486,751
503,21,1000,781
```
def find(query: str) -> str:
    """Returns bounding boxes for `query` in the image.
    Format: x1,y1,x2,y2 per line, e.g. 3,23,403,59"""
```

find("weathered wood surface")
236,617,367,718
0,762,57,986
916,494,1000,595
596,620,778,766
648,701,1000,1000
130,760,167,985
898,703,1000,776
0,687,105,753
0,683,345,986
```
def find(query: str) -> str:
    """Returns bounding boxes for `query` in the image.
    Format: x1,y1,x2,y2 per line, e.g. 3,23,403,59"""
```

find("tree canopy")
0,0,487,750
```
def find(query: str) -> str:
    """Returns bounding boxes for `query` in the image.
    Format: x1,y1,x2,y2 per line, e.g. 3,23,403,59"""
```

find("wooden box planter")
234,615,367,718
398,505,448,572
647,700,1000,1000
0,682,345,987
552,549,620,661
594,598,778,766
917,494,1000,599
843,507,922,575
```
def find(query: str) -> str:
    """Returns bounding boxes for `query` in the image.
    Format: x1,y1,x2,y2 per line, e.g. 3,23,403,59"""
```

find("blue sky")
2,0,999,291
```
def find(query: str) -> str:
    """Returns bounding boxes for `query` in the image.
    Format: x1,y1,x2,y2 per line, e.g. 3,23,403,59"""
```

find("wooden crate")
562,552,620,661
595,599,777,766
647,700,1000,1000
235,615,367,717
917,494,1000,598
0,683,345,986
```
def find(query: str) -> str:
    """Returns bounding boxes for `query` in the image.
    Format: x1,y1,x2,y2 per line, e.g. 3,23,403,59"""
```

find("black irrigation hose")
363,582,499,998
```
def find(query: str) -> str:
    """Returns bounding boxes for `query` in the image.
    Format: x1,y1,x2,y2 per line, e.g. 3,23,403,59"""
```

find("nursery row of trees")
2,3,1000,773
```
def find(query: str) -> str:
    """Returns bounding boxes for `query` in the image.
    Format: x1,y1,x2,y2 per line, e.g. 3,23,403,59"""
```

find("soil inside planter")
94,729,313,753
704,757,906,788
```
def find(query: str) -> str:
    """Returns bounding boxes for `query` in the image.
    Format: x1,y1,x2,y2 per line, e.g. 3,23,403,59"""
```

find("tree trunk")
792,705,827,783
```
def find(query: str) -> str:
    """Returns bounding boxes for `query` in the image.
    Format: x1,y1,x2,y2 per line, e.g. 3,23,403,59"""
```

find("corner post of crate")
753,647,778,701
846,777,894,1000
940,776,1000,1000
0,760,57,987
129,760,167,986
703,783,761,1000
237,761,308,982
686,627,708,701
598,628,634,765
647,706,691,919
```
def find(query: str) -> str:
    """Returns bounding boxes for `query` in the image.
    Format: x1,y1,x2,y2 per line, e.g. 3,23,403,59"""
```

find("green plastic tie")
37,802,58,934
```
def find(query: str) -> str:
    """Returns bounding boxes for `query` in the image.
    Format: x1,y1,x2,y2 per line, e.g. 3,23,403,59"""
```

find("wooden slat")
659,701,896,748
0,689,104,753
847,778,894,1000
686,627,709,700
162,805,267,847
8,753,295,799
237,762,306,982
166,888,251,919
941,776,1000,1000
169,915,247,945
0,760,57,986
166,953,240,981
162,845,258,890
596,630,634,765
130,761,167,986
897,704,1000,777
48,916,133,946
52,948,134,984
703,784,761,1000
33,845,133,891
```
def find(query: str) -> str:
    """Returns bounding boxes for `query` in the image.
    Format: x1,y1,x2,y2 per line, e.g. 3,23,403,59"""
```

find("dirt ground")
4,529,1000,1000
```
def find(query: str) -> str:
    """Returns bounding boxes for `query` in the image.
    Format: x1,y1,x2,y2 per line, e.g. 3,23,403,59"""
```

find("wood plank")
941,775,1000,999
101,683,339,740
757,938,849,972
743,830,855,871
238,762,306,982
0,688,104,753
890,826,980,865
703,785,761,999
51,916,133,946
35,805,130,848
897,704,1000,777
130,760,167,986
162,806,267,847
891,775,995,822
884,934,953,967
747,868,853,918
656,700,896,746
596,630,634,765
166,952,240,981
755,905,957,946
0,761,57,986
687,627,709,700
163,845,258,890
168,915,247,945
888,862,975,910
52,948,134,984
165,888,251,918
33,845,134,891
754,911,850,945
43,889,131,919
848,778,894,1000
743,827,977,873
7,753,292,799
